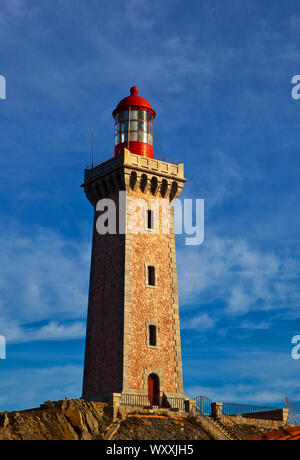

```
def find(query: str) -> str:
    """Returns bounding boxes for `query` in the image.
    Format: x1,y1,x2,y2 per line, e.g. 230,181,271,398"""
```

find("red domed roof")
112,86,156,118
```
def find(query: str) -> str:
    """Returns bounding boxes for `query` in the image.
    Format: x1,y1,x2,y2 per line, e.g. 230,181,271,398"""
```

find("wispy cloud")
0,225,90,343
1,320,86,343
181,313,216,331
0,0,300,410
178,234,300,318
0,365,82,411
184,351,300,406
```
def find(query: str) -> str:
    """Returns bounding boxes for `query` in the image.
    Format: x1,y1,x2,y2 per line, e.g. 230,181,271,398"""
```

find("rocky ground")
0,399,111,440
0,399,277,440
114,414,213,440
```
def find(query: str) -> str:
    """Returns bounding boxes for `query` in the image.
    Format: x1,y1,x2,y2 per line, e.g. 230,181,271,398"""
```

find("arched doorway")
148,373,160,406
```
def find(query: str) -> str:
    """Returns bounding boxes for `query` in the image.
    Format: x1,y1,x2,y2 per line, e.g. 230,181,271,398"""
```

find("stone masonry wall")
82,191,125,399
124,187,183,396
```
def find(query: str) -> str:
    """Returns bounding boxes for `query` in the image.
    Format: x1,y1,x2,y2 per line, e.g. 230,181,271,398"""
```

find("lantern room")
113,86,156,158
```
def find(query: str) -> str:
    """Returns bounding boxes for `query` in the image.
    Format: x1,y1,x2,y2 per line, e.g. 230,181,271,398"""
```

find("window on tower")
148,265,156,286
149,325,157,347
146,321,159,348
147,209,154,230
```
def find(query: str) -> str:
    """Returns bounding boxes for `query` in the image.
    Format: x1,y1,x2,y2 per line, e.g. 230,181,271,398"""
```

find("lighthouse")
82,87,187,409
113,85,155,158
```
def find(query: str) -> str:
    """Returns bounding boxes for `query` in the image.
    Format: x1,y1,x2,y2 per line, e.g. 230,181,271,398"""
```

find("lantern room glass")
115,109,153,146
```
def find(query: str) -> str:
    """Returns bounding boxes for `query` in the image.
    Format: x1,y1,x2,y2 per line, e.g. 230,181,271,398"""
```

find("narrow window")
147,209,154,229
148,265,155,286
149,325,157,346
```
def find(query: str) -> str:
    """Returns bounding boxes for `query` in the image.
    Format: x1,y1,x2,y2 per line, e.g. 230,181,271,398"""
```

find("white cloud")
0,225,90,343
184,351,300,406
181,313,216,331
177,233,300,318
240,320,271,330
0,365,82,411
1,320,86,343
198,150,243,209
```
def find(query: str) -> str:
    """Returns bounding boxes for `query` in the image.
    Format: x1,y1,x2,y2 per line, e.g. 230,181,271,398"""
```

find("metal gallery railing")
86,152,183,170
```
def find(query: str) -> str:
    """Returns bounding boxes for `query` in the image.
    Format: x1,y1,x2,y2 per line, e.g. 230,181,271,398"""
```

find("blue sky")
0,0,300,411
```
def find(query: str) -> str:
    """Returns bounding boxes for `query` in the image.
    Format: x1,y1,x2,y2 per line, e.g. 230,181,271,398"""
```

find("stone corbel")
85,186,98,206
150,176,159,196
122,170,132,192
160,178,170,198
139,173,150,193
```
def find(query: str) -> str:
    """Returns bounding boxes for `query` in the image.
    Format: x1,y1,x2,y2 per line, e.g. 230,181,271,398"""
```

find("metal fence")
120,393,186,411
195,396,212,416
194,395,278,418
286,396,300,426
222,402,278,416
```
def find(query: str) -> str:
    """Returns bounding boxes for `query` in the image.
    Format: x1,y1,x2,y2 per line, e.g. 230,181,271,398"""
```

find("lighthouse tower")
82,87,187,407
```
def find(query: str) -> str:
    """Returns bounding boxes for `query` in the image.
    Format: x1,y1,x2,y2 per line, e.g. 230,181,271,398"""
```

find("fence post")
211,402,223,420
200,396,204,414
185,399,196,413
111,393,121,421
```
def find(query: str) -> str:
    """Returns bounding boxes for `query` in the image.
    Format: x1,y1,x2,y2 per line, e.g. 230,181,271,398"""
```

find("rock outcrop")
0,399,278,440
0,399,112,440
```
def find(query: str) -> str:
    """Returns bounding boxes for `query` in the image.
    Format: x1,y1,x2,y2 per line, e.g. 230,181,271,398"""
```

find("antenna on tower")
128,107,130,150
91,131,94,168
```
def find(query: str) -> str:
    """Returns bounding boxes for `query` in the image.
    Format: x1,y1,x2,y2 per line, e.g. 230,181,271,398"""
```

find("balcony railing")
86,152,183,170
120,393,186,411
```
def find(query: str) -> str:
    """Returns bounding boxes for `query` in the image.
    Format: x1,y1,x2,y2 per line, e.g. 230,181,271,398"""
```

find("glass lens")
130,131,138,141
139,131,147,142
148,133,153,145
140,110,147,120
148,122,152,134
130,121,138,131
130,110,138,120
123,110,128,121
140,121,147,132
